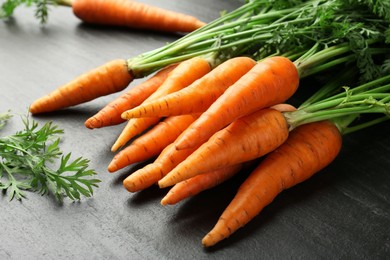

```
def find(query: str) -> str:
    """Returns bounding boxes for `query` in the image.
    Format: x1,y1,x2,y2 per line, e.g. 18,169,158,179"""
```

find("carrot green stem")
56,0,72,7
341,116,390,134
286,72,390,131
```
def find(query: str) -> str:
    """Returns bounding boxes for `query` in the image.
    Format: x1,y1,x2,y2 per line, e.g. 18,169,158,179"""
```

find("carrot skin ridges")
202,120,343,247
72,0,206,33
161,164,243,206
174,56,299,150
121,57,257,119
84,64,177,129
108,113,199,173
111,57,211,152
123,143,198,192
29,59,133,114
158,108,290,188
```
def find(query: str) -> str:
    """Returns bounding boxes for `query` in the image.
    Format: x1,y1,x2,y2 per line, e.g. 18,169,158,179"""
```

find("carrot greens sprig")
0,0,69,24
0,113,100,202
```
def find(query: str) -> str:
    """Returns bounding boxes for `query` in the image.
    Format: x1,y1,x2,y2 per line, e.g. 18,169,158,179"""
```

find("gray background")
1,0,389,259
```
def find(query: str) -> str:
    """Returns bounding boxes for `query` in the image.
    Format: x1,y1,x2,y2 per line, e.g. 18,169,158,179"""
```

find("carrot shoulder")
161,164,243,206
121,57,257,119
158,108,289,188
202,120,342,247
71,0,206,33
111,57,211,152
108,113,199,173
29,59,133,114
84,64,177,129
174,56,299,150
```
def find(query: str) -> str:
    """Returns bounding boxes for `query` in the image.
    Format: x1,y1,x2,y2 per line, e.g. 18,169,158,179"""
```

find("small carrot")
108,113,200,173
111,57,211,151
29,59,133,114
84,64,177,129
174,56,299,150
271,103,297,113
160,164,243,206
158,108,289,188
71,0,206,33
121,57,257,119
123,143,199,193
202,120,343,247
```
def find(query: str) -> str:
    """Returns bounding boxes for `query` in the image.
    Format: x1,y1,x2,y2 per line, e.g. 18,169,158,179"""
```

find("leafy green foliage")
347,0,390,22
0,113,100,202
0,111,12,131
0,0,58,24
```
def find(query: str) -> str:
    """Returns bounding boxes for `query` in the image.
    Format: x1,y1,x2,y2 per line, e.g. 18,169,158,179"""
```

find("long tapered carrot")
108,113,200,172
174,56,299,150
71,0,206,33
161,164,243,206
121,57,257,119
29,59,133,114
84,64,177,129
158,108,290,188
123,143,199,193
202,120,342,247
111,57,211,152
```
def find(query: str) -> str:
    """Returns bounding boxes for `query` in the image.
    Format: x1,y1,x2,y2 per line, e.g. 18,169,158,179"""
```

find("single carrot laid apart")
71,0,206,33
160,164,243,206
84,64,177,129
202,120,343,247
123,143,199,193
108,113,200,173
121,57,257,119
158,108,290,188
29,59,133,114
174,56,299,150
111,57,211,152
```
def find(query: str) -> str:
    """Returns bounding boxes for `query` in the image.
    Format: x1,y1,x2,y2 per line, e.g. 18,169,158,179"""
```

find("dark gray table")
1,1,389,259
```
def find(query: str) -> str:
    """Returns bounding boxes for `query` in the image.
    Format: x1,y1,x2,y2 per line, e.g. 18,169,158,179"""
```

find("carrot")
158,108,289,188
174,56,299,150
123,143,199,193
111,57,211,151
108,113,200,173
160,164,243,206
271,103,297,113
202,120,343,247
29,59,133,114
71,0,206,33
121,57,257,119
84,64,177,129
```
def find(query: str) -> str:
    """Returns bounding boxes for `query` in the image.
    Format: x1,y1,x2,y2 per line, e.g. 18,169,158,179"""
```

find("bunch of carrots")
24,0,390,247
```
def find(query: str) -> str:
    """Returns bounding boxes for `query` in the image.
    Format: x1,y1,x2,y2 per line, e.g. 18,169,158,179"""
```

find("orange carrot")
121,57,257,119
71,0,206,33
111,57,211,152
160,164,243,206
84,64,177,129
202,120,342,247
108,113,200,172
123,143,199,192
29,59,133,114
271,103,297,113
174,56,299,150
158,108,289,188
